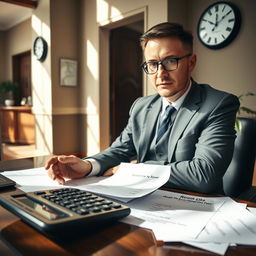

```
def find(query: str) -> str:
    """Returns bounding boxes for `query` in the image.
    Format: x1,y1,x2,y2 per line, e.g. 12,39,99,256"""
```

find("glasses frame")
141,54,192,75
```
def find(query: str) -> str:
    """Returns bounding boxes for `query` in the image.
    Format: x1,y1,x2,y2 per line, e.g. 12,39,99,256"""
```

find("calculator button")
112,204,122,209
102,205,112,210
34,191,46,195
91,207,101,212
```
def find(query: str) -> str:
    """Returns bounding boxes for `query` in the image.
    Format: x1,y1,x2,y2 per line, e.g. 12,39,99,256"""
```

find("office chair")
223,117,256,198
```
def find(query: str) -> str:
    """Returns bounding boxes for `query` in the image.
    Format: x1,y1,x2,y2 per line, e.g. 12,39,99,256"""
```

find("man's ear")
189,54,197,73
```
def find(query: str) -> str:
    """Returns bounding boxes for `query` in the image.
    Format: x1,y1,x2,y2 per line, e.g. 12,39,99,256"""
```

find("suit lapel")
138,96,162,161
168,83,202,161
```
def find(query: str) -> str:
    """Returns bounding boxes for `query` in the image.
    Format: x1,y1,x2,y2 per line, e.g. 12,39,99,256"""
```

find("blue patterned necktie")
156,105,175,143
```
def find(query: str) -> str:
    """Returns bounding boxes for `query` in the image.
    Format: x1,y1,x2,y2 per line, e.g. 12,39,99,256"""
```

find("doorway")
12,51,32,105
109,21,144,143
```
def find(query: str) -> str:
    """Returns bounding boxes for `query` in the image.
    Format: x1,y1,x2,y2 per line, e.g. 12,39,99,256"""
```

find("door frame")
99,8,147,150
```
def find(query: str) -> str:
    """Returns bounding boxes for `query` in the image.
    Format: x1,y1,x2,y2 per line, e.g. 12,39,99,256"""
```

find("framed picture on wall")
60,58,77,86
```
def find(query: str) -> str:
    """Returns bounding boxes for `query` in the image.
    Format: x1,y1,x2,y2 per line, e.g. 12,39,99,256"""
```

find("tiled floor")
1,143,47,160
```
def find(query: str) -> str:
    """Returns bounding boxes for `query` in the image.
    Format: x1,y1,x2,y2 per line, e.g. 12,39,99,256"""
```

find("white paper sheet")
196,202,256,245
2,163,170,202
122,190,227,239
247,207,256,216
183,241,229,255
80,163,170,200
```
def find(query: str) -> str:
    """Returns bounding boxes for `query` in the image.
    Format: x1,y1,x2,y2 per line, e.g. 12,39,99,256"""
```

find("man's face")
144,37,196,102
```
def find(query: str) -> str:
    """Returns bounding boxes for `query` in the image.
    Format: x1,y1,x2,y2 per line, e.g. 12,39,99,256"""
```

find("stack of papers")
2,163,256,255
122,190,256,255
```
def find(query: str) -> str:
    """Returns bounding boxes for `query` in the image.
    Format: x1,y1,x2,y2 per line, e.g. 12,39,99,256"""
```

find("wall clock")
197,1,241,49
33,36,48,61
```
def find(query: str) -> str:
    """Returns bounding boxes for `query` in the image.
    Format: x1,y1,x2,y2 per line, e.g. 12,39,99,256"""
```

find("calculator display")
17,196,68,220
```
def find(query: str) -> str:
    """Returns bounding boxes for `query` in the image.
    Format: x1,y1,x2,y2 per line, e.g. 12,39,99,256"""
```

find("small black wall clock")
33,36,48,61
197,1,241,50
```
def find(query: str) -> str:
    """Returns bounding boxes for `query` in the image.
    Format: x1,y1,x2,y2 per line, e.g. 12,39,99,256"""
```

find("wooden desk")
1,156,256,256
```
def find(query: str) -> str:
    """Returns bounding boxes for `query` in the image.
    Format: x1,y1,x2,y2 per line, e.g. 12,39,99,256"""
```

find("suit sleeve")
163,93,240,194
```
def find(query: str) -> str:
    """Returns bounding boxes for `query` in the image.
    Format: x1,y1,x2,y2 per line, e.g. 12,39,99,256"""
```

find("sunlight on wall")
32,62,52,114
31,12,53,154
87,40,98,81
97,0,109,22
96,0,123,25
32,15,50,42
87,97,100,155
110,6,123,22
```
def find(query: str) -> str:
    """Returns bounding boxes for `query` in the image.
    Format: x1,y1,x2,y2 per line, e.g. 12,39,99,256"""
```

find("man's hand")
45,155,92,184
103,165,120,176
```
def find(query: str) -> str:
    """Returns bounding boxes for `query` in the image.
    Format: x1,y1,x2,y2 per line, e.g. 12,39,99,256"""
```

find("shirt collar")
161,80,192,112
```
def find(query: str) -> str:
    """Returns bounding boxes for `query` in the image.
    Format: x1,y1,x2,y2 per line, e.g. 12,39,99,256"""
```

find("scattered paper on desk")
2,167,63,192
79,163,170,201
195,200,256,245
122,189,227,239
183,242,229,256
2,163,170,202
247,207,256,216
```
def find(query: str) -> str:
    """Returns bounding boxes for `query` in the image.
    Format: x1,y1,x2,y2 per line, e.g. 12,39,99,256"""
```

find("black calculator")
0,188,130,236
0,173,16,189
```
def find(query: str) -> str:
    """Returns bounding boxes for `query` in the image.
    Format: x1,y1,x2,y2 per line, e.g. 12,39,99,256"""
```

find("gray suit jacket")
90,82,240,194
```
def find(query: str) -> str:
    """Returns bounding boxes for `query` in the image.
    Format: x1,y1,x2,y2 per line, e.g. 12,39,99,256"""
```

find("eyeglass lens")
145,57,178,74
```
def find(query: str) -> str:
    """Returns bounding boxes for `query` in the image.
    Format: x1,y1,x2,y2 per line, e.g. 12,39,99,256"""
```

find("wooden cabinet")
0,106,35,144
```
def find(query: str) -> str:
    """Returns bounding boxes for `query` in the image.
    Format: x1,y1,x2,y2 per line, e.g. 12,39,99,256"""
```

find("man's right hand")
45,155,92,184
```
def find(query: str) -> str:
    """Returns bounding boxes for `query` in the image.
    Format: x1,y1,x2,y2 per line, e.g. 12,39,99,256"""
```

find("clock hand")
212,13,219,32
218,10,232,24
202,18,215,26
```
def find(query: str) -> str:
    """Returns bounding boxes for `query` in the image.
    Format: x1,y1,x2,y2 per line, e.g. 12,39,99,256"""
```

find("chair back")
223,117,256,197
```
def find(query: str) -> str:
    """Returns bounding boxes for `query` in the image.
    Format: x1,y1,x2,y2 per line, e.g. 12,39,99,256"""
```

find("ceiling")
0,1,34,31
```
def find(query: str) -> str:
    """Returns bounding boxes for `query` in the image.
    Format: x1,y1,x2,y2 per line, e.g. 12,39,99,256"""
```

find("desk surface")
1,156,256,256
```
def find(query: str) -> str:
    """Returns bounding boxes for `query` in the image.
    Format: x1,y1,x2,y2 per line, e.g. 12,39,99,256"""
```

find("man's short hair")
140,22,193,52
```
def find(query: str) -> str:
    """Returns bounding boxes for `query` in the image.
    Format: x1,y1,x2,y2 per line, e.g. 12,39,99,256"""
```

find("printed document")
1,162,170,201
122,189,227,239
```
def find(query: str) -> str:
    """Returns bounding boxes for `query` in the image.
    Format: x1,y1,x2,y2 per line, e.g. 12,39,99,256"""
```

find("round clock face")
33,37,48,61
197,2,241,49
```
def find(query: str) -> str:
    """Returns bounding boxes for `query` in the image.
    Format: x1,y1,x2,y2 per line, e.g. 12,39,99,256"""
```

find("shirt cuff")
85,158,101,176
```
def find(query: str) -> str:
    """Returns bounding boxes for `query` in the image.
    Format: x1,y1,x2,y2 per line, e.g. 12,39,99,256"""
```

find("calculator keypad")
41,188,122,215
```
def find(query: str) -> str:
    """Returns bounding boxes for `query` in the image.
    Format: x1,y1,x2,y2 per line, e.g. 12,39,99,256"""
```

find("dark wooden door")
110,26,143,143
12,51,31,105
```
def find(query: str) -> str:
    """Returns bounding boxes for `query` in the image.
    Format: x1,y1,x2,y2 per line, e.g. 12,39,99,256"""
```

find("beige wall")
188,0,256,110
50,0,82,154
31,0,82,155
0,19,31,81
31,0,53,154
168,0,255,111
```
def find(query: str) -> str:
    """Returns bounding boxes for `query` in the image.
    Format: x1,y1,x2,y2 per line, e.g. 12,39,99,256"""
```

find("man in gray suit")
45,23,239,194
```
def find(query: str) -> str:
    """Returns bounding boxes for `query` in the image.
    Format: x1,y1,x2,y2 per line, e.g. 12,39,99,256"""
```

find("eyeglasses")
141,54,192,75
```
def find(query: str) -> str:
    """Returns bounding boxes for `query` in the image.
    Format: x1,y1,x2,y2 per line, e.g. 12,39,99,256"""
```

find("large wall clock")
197,1,241,50
33,36,48,61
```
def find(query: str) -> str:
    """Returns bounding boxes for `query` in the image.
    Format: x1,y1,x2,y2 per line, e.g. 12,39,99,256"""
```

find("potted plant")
236,92,256,131
0,81,19,106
